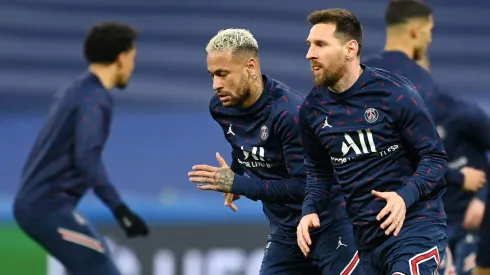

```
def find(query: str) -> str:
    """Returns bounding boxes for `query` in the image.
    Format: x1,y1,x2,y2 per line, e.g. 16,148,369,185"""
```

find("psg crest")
260,125,269,140
364,108,379,123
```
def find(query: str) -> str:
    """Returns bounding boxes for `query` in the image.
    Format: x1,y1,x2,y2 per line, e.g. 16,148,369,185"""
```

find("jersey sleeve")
299,104,334,216
391,84,449,208
75,96,122,210
444,168,465,188
231,107,307,203
459,103,490,150
476,180,488,203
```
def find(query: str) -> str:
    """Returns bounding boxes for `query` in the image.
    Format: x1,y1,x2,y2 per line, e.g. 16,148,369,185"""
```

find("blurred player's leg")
452,232,478,275
309,217,362,274
260,239,318,275
438,245,456,275
14,208,120,275
474,201,490,275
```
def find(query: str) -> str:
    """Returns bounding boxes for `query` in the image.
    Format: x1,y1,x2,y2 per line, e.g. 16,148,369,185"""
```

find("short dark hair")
83,22,138,64
385,0,432,26
307,8,363,56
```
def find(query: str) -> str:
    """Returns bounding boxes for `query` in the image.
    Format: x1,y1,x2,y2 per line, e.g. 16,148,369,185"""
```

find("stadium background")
1,0,488,274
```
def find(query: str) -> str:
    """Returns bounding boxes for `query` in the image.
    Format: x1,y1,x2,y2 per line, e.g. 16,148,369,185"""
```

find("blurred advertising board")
47,223,269,275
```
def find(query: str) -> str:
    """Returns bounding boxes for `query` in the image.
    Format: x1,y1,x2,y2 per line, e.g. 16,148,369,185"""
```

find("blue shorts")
14,208,120,275
260,217,362,275
477,201,490,267
438,225,478,275
359,221,447,275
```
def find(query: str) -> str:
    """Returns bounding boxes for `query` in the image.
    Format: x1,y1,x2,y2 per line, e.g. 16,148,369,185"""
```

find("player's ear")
345,40,358,61
409,22,421,40
115,52,125,69
245,58,258,78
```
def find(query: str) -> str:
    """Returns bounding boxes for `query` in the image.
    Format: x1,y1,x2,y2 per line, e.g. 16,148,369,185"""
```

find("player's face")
115,47,137,89
207,52,252,107
306,23,347,87
413,16,434,61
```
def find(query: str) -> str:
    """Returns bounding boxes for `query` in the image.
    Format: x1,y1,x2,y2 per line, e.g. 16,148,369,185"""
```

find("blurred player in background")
419,57,490,275
297,8,448,274
435,91,490,275
188,28,361,275
475,170,490,275
363,1,487,273
13,22,149,275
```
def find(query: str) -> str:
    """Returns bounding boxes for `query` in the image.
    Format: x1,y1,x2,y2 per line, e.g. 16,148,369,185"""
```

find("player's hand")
461,167,486,192
463,198,485,230
372,190,406,236
188,152,235,193
113,204,150,238
224,193,240,212
297,214,320,257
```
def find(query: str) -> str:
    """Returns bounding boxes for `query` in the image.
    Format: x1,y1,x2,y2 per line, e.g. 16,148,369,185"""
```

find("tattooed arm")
188,152,236,193
196,167,235,193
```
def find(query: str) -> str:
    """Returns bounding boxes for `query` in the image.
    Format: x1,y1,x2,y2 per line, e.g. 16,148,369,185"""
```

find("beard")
311,58,346,87
413,43,429,61
115,73,129,89
220,74,251,108
413,48,423,61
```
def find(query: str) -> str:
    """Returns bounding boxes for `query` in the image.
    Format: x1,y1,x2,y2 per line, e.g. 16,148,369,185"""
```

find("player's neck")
330,62,363,93
88,65,117,90
241,76,264,109
384,36,415,60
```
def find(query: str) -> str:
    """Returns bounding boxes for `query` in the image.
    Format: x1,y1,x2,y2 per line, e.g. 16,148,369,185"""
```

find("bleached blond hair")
205,28,259,56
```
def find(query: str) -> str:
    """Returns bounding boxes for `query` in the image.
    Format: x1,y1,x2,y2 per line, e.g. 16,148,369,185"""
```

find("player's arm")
392,85,449,208
460,104,490,151
75,98,122,210
444,169,465,188
299,105,334,216
476,179,488,203
231,109,307,203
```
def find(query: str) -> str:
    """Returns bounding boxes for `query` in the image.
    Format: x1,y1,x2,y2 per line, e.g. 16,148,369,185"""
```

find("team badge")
364,108,379,123
260,125,268,140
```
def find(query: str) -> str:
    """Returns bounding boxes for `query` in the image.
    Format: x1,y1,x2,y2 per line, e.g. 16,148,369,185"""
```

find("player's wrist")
230,175,257,200
451,169,465,188
301,203,318,217
395,184,419,208
113,203,130,216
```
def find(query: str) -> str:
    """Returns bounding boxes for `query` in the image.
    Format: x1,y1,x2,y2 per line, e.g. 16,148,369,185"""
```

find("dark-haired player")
297,9,448,274
188,28,361,275
475,174,490,275
435,92,489,275
13,22,149,275
363,1,487,273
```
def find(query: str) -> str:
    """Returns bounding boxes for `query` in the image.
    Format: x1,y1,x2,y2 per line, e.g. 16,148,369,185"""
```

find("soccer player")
12,22,149,275
188,28,361,275
362,1,487,273
434,92,489,275
297,9,448,274
475,181,490,275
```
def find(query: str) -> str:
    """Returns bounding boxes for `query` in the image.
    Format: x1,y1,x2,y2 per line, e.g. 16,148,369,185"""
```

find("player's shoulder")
63,72,110,103
265,75,304,116
301,85,323,110
450,93,487,119
364,66,418,98
361,52,386,66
